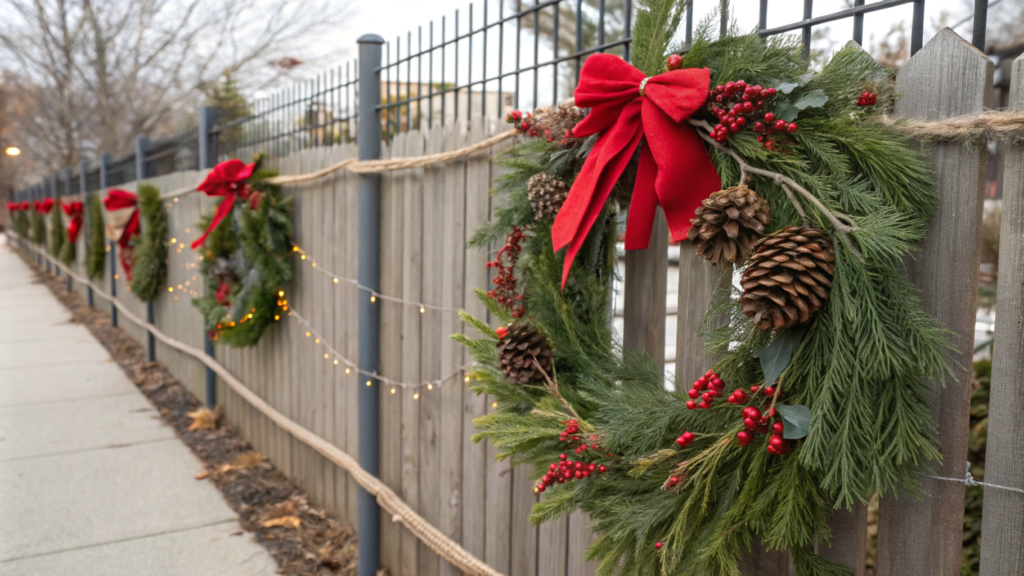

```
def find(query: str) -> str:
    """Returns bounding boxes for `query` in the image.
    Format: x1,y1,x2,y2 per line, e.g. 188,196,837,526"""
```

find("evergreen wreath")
31,203,47,245
457,7,952,576
128,184,168,301
85,195,106,280
11,203,30,238
192,156,293,347
49,201,65,258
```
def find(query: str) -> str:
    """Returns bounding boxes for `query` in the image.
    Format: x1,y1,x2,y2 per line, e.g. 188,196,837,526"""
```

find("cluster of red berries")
485,227,526,318
505,110,574,146
753,112,799,151
733,387,792,455
685,369,724,410
857,91,878,106
707,81,786,143
533,452,607,494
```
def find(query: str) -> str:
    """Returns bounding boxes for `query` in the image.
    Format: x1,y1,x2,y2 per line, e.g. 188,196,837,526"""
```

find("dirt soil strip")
21,252,358,576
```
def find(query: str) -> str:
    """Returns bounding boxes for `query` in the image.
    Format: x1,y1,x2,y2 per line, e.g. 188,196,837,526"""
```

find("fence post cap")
357,34,385,44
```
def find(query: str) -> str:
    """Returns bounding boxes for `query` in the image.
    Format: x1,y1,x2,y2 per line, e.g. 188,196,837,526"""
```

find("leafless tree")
0,0,354,183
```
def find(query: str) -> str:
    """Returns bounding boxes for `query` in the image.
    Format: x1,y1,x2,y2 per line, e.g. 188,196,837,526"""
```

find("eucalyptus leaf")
777,404,812,440
793,89,828,110
754,327,805,386
774,103,799,122
776,81,799,94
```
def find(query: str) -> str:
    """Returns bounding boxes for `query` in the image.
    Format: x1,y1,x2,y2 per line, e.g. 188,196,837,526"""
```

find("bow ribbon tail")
623,143,660,249
68,217,83,244
190,193,236,250
118,209,140,281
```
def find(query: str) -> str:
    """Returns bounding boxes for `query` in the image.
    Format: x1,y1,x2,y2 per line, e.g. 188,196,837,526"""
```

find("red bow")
551,54,721,286
36,198,55,214
104,189,140,281
19,201,29,211
6,202,18,211
190,159,256,250
62,201,85,243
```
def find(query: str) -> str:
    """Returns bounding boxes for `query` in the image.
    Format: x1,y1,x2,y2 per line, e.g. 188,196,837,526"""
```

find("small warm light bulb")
492,402,498,408
464,376,470,382
179,243,184,249
301,255,306,260
333,278,339,284
167,286,173,292
420,306,425,313
278,290,284,297
292,246,299,252
5,146,20,156
306,331,311,337
247,313,253,319
333,359,339,365
315,338,320,343
274,315,280,321
427,383,433,390
171,238,177,243
370,295,376,303
324,353,329,359
177,284,183,290
366,380,372,387
173,198,179,203
345,368,351,374
311,262,316,267
413,393,420,400
390,388,396,394
114,274,119,279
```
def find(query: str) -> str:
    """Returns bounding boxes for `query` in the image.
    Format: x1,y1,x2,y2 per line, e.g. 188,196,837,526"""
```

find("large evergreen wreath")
129,184,168,301
85,195,106,280
49,202,64,258
31,203,46,245
457,9,950,576
192,157,293,347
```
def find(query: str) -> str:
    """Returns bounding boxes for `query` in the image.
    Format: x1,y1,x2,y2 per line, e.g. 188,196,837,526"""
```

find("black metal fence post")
198,106,219,408
64,166,73,292
356,33,384,576
136,135,156,362
79,159,93,308
49,173,57,275
101,152,117,327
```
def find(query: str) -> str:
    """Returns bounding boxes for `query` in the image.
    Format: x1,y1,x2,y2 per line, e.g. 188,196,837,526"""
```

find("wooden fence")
7,28,1024,576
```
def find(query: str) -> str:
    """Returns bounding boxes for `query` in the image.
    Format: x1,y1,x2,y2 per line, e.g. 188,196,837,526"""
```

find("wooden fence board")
623,210,668,371
876,28,992,576
979,53,1024,576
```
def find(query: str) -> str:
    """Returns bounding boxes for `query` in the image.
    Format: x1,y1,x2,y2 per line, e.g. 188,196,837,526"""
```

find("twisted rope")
875,109,1024,142
11,236,503,576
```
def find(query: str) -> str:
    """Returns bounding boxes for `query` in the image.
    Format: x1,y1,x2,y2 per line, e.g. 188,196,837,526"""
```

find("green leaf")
774,103,799,122
754,327,805,386
794,89,828,110
777,404,812,440
776,81,799,94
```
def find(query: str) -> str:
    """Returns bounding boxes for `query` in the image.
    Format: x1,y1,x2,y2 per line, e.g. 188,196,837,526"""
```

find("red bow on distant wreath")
104,189,140,281
62,201,85,243
551,54,721,286
6,202,18,212
35,198,55,214
190,159,256,250
19,201,29,211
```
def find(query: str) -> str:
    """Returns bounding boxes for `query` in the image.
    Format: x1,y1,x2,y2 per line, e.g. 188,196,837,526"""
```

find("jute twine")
875,109,1024,142
17,240,503,576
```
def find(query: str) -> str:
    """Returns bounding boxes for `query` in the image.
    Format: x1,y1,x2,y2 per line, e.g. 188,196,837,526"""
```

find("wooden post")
979,54,1024,576
623,211,668,370
876,28,992,576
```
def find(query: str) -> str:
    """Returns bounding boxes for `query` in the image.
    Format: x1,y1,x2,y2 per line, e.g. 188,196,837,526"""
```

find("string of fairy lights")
155,195,485,397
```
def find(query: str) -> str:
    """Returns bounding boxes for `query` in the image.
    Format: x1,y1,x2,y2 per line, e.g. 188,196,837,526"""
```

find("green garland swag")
457,14,952,576
192,162,293,347
49,204,64,257
85,195,106,280
129,184,168,301
31,210,46,245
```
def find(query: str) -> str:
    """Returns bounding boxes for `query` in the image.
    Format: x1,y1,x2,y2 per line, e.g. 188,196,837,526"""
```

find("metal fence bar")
136,134,156,363
198,106,218,408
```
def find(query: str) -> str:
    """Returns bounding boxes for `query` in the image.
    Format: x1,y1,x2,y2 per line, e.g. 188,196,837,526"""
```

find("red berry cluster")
505,109,573,146
708,81,783,143
534,451,607,494
685,369,724,410
857,91,878,106
486,227,526,318
753,112,799,152
733,388,792,455
665,54,683,71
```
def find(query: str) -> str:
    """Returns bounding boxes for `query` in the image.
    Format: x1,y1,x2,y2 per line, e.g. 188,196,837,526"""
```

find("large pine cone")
687,185,770,265
740,226,835,331
497,321,554,384
528,173,569,221
532,103,586,144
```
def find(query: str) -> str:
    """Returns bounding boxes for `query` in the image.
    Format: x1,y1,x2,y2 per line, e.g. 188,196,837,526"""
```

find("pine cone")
528,173,570,221
531,103,586,144
740,226,835,331
687,185,770,265
497,321,554,384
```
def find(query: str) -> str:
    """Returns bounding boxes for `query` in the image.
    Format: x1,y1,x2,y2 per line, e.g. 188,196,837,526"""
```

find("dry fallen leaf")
186,405,222,431
194,470,210,480
263,515,302,529
232,450,265,470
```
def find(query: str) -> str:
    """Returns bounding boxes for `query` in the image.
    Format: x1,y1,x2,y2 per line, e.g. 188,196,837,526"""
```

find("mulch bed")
21,251,358,576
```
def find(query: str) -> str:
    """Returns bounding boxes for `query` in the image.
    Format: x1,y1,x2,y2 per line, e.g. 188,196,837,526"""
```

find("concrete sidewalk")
0,238,278,576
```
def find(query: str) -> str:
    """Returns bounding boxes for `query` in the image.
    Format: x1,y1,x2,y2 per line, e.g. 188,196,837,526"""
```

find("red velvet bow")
104,189,140,281
551,54,721,286
36,198,55,214
6,202,17,211
190,159,256,250
19,201,29,211
62,201,85,243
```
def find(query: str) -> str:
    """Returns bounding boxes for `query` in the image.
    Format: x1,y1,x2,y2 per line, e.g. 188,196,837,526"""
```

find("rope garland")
13,237,503,576
875,109,1024,142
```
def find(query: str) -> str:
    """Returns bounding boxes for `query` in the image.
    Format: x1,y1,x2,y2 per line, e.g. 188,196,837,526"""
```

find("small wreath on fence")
191,155,293,347
85,195,106,280
456,12,953,576
58,199,84,266
7,202,30,238
128,184,168,301
31,198,51,246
